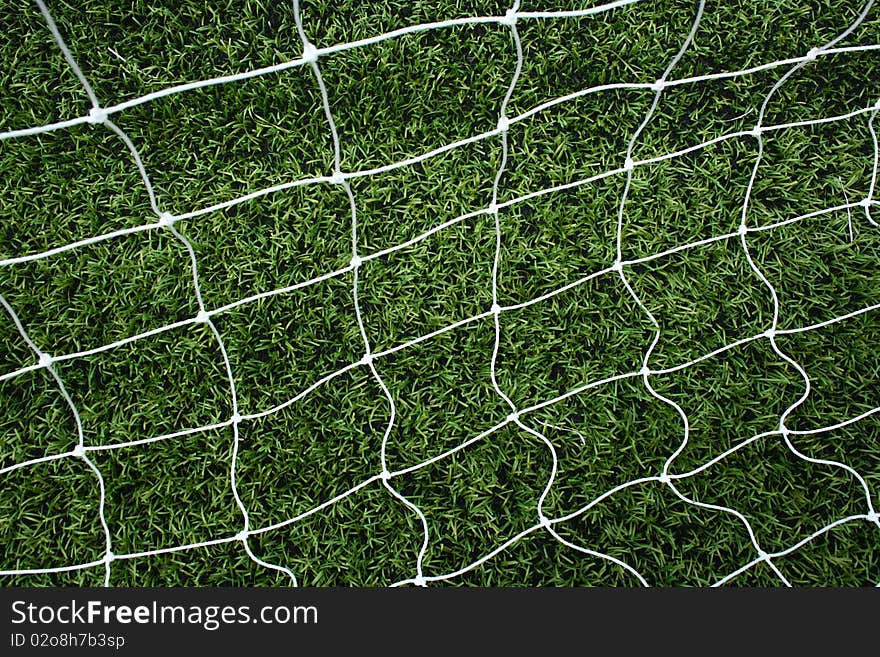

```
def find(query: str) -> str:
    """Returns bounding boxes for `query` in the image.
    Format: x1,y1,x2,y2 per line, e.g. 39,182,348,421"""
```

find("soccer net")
1,0,879,586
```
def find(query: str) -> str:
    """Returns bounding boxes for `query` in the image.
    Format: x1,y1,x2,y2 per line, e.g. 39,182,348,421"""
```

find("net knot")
360,352,373,366
757,549,770,561
88,106,108,124
867,511,879,523
658,473,670,485
611,260,623,273
506,411,519,424
350,254,363,269
302,41,319,64
379,470,391,482
413,575,427,586
491,302,502,315
231,412,243,425
104,551,115,562
329,171,345,185
623,156,635,172
738,222,748,236
640,365,652,377
539,514,552,529
651,79,666,92
860,197,872,209
805,47,820,62
496,115,510,133
501,8,518,26
195,310,210,323
158,211,176,227
72,444,86,458
749,126,762,139
38,352,54,368
235,530,249,541
762,328,776,340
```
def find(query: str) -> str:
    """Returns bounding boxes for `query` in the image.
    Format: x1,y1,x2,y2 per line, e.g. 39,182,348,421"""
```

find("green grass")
1,0,879,587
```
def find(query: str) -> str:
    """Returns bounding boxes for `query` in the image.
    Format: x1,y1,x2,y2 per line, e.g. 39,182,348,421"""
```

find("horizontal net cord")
1,235,877,475
3,92,877,272
399,414,880,585
5,414,878,579
4,3,880,146
3,306,878,536
394,513,879,587
1,100,876,393
1,191,874,390
39,0,639,126
6,507,874,583
3,0,879,587
714,512,880,586
0,7,637,142
4,74,880,266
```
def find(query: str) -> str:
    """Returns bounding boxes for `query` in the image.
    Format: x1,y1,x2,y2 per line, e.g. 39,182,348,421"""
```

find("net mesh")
1,0,879,586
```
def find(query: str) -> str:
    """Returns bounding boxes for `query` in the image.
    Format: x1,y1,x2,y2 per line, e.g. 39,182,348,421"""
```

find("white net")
1,0,879,586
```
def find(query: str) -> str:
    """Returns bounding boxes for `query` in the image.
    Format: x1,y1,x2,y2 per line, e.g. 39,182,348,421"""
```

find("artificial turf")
0,0,879,587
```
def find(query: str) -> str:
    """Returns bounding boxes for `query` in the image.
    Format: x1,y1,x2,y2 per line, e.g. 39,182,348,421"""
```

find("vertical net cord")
865,108,880,225
599,0,880,587
487,4,652,586
733,0,880,571
0,294,112,584
18,0,115,586
491,2,559,575
33,0,99,110
565,0,719,587
1,0,878,585
172,221,299,584
291,0,432,586
613,0,789,585
36,0,298,586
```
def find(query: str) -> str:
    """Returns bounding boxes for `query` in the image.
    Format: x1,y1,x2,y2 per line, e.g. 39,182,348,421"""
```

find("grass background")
1,0,879,586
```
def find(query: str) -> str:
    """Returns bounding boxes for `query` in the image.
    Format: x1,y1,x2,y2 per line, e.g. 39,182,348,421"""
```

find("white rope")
1,0,878,586
4,101,878,269
725,0,876,584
